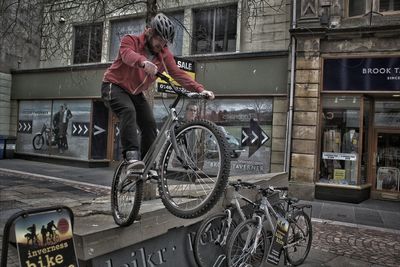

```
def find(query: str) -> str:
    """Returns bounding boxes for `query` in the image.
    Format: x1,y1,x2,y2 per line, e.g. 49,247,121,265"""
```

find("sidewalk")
1,159,399,266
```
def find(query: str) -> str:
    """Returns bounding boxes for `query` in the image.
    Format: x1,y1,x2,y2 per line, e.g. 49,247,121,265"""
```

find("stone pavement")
0,159,399,266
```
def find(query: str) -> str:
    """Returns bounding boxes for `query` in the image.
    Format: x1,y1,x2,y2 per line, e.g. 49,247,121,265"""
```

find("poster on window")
17,100,91,160
204,99,273,175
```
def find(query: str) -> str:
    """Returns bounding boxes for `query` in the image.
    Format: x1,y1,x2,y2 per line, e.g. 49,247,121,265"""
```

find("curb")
0,167,111,191
312,218,400,235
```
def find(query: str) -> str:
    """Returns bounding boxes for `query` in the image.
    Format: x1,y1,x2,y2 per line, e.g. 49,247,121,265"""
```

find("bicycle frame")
218,186,257,245
126,88,199,182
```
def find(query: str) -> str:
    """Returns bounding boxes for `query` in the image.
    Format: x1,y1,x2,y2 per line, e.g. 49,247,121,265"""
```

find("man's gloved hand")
202,90,215,100
141,61,158,76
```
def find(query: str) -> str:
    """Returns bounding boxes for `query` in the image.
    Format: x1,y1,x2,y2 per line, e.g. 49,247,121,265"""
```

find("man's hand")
202,90,215,100
141,61,158,76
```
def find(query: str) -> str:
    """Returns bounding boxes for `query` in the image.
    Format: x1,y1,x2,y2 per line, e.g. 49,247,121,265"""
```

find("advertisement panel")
17,100,91,160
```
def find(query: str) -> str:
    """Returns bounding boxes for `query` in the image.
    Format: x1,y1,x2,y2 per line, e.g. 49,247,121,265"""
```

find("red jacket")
103,33,204,95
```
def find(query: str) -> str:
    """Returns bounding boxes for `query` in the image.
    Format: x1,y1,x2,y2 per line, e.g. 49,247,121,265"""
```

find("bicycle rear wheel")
158,120,230,218
226,218,271,267
284,210,312,266
194,212,237,267
111,161,143,226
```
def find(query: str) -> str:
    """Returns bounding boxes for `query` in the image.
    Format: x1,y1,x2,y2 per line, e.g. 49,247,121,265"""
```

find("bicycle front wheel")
158,120,230,219
111,161,143,226
194,212,237,267
226,218,271,267
32,134,44,150
285,210,312,266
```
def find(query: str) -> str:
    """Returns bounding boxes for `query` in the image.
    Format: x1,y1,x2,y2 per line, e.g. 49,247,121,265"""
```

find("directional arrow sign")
241,119,270,157
93,125,106,136
71,122,90,137
17,120,33,134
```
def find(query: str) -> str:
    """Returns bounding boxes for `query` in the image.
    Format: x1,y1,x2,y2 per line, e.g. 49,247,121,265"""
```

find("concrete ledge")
72,172,288,262
73,203,206,261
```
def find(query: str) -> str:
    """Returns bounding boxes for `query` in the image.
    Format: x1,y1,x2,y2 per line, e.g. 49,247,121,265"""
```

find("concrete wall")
0,0,42,73
0,73,11,136
271,97,287,173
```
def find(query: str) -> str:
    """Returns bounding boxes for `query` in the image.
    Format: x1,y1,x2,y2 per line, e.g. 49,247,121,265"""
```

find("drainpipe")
284,0,297,173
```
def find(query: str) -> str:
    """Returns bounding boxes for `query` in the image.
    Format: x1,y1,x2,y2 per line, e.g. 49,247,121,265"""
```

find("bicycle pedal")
126,169,144,177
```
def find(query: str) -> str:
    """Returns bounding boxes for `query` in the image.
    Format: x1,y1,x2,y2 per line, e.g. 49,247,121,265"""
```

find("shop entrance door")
373,130,400,195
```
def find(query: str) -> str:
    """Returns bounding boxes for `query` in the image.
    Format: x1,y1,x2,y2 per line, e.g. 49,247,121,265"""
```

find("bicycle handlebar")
156,72,207,99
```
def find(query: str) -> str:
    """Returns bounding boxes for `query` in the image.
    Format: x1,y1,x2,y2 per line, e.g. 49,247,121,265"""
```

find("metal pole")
284,0,297,173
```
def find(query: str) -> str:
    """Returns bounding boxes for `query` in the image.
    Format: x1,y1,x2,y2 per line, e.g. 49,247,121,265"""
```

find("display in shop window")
320,98,361,185
16,100,91,160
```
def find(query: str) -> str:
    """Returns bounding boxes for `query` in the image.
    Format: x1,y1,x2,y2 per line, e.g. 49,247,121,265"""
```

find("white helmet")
150,13,175,43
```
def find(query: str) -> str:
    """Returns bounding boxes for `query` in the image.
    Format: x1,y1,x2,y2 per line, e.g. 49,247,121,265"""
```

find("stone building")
290,0,400,202
9,0,292,179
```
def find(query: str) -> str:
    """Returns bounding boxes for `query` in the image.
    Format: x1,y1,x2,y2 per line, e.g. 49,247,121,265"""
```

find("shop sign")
322,152,357,161
323,57,400,91
157,57,195,93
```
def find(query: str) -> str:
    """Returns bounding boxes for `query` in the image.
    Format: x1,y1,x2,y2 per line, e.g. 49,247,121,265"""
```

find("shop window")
17,100,92,160
109,12,184,61
348,0,367,17
374,101,400,127
192,5,237,54
153,97,273,175
320,95,367,186
379,0,400,12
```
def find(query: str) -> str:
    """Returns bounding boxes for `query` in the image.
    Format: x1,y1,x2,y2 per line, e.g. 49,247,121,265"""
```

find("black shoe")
125,151,145,173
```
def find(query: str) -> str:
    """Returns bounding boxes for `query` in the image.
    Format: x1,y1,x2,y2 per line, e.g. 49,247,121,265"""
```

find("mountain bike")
226,186,312,267
111,73,231,226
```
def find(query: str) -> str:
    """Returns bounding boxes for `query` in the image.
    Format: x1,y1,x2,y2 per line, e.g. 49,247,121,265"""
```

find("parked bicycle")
111,72,231,226
226,186,312,267
32,123,57,150
193,180,267,267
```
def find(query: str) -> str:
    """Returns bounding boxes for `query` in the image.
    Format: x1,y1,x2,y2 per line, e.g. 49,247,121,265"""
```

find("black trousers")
101,82,157,159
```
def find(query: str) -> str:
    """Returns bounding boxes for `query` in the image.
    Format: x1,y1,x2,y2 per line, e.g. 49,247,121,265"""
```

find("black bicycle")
111,73,231,226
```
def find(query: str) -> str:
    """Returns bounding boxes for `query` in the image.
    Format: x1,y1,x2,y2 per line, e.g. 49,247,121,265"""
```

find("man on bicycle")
101,13,214,172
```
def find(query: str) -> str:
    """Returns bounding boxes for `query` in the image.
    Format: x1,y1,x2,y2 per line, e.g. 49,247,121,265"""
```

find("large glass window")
109,13,184,61
192,5,237,54
73,24,103,64
379,0,400,12
374,101,400,127
17,100,92,160
348,0,367,17
320,95,366,186
152,97,273,175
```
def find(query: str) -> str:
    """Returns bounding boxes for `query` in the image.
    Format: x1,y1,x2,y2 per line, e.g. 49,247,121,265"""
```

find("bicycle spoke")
159,120,230,218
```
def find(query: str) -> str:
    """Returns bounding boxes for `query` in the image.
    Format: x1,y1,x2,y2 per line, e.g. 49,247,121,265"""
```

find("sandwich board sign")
6,206,79,267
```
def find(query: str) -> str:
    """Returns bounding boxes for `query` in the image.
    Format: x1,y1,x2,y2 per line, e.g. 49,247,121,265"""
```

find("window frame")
378,0,400,13
191,4,238,55
72,23,103,64
346,0,370,17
